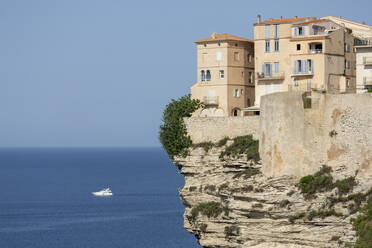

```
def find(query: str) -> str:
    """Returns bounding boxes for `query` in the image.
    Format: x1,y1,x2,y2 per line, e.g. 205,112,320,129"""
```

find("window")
307,79,311,90
219,70,224,79
298,26,304,36
274,62,279,73
297,44,301,51
345,44,351,52
265,24,270,38
265,40,270,52
346,60,350,69
263,63,272,77
234,52,240,61
248,54,252,62
201,70,205,81
307,59,314,73
313,26,318,35
248,72,252,83
274,40,279,51
206,70,211,81
216,52,222,61
294,79,299,86
346,79,350,88
233,88,241,97
241,71,244,78
274,24,279,38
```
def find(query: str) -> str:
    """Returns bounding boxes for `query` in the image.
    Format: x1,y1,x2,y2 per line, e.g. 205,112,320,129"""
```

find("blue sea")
0,148,200,248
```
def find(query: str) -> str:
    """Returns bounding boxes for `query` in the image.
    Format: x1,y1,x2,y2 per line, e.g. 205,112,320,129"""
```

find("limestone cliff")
173,143,371,248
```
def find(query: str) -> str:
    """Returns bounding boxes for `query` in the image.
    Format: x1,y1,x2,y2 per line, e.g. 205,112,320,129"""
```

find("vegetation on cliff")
159,94,202,158
298,165,356,199
191,202,229,219
219,135,260,161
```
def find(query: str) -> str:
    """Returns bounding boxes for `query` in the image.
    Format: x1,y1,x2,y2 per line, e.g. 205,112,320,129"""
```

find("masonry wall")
184,116,260,143
260,91,372,179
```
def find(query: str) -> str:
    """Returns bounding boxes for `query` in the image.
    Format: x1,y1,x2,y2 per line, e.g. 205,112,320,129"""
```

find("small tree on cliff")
159,94,203,158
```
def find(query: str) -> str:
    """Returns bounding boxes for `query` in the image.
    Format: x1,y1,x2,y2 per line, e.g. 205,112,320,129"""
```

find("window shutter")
269,64,272,77
294,27,297,37
303,60,307,73
311,59,314,73
294,61,297,74
303,27,306,36
262,64,265,74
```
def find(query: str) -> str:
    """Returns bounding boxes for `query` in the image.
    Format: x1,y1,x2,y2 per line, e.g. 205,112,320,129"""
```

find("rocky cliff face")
173,143,371,248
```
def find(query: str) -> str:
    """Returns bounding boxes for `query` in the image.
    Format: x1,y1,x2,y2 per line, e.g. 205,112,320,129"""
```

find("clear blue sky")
1,0,371,147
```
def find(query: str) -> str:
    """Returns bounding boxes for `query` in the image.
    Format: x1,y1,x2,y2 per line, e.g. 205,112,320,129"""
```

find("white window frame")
219,70,224,79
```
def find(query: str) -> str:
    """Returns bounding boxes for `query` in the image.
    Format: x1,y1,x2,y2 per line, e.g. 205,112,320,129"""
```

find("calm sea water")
0,148,200,248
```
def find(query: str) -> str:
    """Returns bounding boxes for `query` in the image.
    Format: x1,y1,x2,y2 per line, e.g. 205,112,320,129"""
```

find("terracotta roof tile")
255,17,316,25
195,33,253,43
292,19,328,26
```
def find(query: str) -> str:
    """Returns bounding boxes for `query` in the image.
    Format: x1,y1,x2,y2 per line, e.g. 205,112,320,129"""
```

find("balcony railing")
291,70,314,77
256,72,285,81
203,96,219,106
309,49,322,54
364,77,372,86
363,57,372,65
355,39,371,46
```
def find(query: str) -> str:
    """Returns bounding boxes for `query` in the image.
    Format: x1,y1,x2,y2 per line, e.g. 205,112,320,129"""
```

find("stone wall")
184,116,260,143
260,91,372,179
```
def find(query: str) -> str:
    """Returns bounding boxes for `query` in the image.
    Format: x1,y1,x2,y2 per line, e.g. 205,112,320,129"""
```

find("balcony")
309,49,323,54
364,77,372,86
203,96,219,106
291,70,314,77
256,72,285,81
354,38,371,46
363,57,372,65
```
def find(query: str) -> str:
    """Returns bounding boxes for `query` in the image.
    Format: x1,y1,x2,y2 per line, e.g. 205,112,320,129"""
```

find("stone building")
355,39,372,93
191,33,255,117
253,15,372,108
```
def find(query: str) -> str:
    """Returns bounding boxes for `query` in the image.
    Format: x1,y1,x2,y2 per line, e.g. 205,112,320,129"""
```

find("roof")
292,19,329,26
290,35,329,41
195,33,253,43
322,16,372,29
255,16,316,25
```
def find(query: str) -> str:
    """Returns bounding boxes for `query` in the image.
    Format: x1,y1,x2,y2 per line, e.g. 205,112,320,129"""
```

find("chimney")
211,32,217,39
257,14,261,24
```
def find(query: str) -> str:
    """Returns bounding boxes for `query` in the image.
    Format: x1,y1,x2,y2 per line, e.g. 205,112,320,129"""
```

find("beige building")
355,39,372,93
253,15,369,107
190,33,255,117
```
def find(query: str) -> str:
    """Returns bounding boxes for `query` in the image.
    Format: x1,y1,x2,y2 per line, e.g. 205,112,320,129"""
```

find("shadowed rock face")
173,145,372,248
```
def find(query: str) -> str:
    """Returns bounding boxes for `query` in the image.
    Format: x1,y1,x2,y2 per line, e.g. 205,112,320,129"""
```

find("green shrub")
368,88,372,93
289,212,306,223
217,137,229,147
233,167,260,179
307,209,343,221
298,165,356,199
279,199,290,208
224,225,240,237
219,135,260,162
191,202,227,219
287,190,296,196
334,176,357,196
204,185,216,192
193,142,214,152
189,186,197,192
159,94,203,158
218,183,229,192
352,202,372,248
200,223,208,233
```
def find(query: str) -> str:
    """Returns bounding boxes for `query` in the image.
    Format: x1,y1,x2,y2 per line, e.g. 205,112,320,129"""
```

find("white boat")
92,187,113,196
